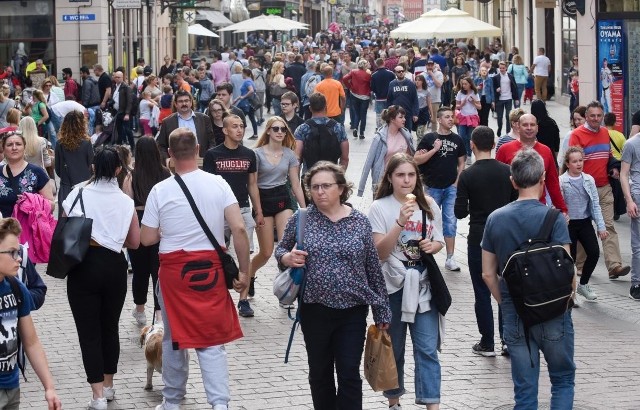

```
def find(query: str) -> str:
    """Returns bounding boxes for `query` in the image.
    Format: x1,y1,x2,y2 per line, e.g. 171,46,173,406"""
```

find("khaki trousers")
534,75,548,101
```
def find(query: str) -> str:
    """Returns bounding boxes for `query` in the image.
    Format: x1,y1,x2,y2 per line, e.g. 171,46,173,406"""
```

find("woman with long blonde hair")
19,116,51,170
269,61,287,116
236,116,305,317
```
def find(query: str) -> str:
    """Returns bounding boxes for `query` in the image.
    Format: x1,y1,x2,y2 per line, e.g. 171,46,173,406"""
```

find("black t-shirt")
417,132,466,189
98,72,112,101
285,115,304,134
202,144,256,208
633,110,640,126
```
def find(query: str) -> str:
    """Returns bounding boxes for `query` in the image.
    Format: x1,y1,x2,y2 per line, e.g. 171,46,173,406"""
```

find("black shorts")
258,185,293,217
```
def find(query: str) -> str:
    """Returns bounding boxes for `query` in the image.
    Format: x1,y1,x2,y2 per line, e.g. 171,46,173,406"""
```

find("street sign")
62,14,96,22
183,9,196,23
112,0,142,9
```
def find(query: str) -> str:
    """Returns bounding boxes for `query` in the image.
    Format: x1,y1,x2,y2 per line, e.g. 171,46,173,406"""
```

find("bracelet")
396,219,405,228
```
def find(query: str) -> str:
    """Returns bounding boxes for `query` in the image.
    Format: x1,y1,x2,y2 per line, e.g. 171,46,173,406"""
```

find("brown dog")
139,324,163,390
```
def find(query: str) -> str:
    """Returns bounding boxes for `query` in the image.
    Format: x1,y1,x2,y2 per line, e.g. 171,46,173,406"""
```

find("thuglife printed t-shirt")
417,132,466,189
0,278,33,389
202,144,257,208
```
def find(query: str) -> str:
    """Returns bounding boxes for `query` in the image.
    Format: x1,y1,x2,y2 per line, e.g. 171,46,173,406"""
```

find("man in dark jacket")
387,65,419,132
491,61,519,136
111,71,135,147
79,66,102,134
284,54,306,100
370,58,396,128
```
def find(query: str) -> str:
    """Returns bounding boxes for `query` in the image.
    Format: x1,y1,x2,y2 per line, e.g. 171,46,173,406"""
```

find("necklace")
265,148,283,158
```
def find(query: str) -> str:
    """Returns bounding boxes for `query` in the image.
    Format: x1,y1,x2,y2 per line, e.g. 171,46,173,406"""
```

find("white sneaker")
88,397,107,410
577,283,598,301
213,405,228,410
103,386,115,401
132,308,147,326
445,257,461,272
155,399,180,410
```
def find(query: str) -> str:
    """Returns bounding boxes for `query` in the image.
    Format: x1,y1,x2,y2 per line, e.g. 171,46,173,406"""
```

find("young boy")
605,112,627,220
0,218,61,409
280,91,304,133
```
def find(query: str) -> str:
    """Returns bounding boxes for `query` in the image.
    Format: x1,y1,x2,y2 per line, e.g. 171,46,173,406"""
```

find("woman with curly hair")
54,111,93,214
237,116,305,317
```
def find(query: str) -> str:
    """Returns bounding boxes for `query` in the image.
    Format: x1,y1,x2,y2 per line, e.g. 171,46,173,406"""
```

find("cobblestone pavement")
20,101,640,409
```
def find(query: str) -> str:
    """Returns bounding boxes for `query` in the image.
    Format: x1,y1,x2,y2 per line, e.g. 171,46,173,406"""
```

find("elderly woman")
275,161,391,410
342,59,372,140
358,105,415,198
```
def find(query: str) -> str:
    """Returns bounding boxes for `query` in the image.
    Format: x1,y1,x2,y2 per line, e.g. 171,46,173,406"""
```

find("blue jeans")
468,243,494,347
457,125,474,157
345,89,355,128
87,106,100,135
516,84,525,103
351,97,369,136
44,121,57,148
426,185,457,238
631,193,640,286
375,100,388,128
271,98,282,117
384,290,441,404
500,281,575,409
495,99,513,136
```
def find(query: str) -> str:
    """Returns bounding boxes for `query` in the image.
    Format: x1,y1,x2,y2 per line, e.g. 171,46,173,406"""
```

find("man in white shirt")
600,58,614,113
531,48,551,101
141,127,250,410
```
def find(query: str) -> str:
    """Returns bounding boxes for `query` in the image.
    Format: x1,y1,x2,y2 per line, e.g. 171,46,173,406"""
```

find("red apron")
159,249,243,350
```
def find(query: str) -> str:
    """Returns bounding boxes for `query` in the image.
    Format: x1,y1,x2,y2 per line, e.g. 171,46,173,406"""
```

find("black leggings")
569,218,600,284
129,210,160,310
67,246,128,384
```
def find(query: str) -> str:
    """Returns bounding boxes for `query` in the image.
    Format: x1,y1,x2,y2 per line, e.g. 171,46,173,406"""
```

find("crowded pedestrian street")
15,103,639,409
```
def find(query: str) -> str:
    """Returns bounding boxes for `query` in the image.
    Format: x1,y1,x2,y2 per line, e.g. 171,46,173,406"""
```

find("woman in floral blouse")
275,161,391,410
0,130,53,217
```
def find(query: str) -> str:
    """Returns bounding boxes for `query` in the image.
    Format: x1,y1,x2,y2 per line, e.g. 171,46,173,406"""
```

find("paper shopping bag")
363,324,399,392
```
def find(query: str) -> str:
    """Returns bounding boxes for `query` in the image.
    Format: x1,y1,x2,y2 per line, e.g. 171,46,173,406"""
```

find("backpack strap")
536,208,560,241
610,137,621,155
6,276,26,381
284,209,308,364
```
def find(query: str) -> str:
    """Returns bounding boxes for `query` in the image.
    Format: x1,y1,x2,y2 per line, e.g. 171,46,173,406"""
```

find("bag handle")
296,208,308,251
174,174,226,261
536,208,560,241
67,188,86,216
421,208,427,240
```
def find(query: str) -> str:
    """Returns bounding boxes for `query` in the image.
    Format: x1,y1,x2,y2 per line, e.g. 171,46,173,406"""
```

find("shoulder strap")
296,208,308,250
174,174,226,258
610,137,621,155
6,276,22,310
5,165,20,196
422,209,427,239
68,187,85,215
6,275,26,381
537,208,560,241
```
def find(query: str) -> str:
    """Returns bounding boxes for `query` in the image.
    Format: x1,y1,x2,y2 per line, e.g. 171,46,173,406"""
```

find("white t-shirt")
51,100,86,118
532,55,551,77
455,91,480,116
142,169,238,253
499,73,512,100
426,70,444,103
368,195,444,263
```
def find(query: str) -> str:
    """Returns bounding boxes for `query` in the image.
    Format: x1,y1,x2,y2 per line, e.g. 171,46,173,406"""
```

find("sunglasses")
395,70,404,74
270,126,287,133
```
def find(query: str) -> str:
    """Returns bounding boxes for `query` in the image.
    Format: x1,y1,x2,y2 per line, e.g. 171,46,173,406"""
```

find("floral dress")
0,163,49,217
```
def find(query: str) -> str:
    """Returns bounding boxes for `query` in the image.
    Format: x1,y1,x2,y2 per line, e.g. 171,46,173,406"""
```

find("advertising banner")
597,20,624,133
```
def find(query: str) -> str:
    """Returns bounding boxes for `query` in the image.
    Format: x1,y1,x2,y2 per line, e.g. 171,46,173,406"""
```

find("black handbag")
420,210,452,316
46,188,93,279
174,174,239,289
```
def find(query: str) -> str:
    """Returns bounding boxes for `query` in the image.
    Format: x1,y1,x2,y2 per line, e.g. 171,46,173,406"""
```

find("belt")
89,239,102,247
402,260,423,268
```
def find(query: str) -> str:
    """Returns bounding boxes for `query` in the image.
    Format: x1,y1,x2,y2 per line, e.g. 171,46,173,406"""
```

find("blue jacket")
370,68,396,100
559,172,606,232
358,125,415,196
476,75,495,104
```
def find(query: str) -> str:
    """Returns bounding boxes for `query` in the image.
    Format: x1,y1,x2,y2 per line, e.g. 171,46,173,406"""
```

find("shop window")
600,0,640,12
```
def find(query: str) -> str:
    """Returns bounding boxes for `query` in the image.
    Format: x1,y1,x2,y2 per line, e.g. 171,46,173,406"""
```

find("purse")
46,188,93,279
248,92,262,110
420,209,452,316
174,174,238,289
273,208,308,305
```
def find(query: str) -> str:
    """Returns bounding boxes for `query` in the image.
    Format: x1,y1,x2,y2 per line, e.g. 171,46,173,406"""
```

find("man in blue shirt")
482,149,575,409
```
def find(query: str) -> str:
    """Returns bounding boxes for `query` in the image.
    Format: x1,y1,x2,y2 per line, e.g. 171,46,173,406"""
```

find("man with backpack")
62,68,80,102
300,61,321,120
294,92,349,173
482,149,575,408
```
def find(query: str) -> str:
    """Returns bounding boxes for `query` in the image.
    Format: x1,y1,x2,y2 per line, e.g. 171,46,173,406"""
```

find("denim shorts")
427,185,457,237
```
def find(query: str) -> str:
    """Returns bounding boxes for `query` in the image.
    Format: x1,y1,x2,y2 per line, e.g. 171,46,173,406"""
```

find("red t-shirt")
496,140,568,213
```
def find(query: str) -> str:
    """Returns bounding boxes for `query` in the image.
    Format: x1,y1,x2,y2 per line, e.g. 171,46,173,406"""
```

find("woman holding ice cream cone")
367,153,445,409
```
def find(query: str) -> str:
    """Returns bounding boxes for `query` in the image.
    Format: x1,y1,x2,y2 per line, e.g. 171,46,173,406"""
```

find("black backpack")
301,119,342,170
501,208,574,333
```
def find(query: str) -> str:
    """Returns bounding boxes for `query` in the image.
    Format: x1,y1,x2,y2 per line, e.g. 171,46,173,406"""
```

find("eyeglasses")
0,250,21,260
4,130,22,137
270,126,287,133
395,70,404,74
310,183,339,192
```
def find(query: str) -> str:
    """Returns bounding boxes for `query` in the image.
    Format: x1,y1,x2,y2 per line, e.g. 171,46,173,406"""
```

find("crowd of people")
0,25,638,410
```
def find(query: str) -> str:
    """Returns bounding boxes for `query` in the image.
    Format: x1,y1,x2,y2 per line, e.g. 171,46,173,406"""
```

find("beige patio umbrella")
217,14,309,33
390,8,501,39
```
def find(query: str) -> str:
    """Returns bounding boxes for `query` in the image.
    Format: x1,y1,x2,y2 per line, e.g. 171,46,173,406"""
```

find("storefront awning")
197,10,234,27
